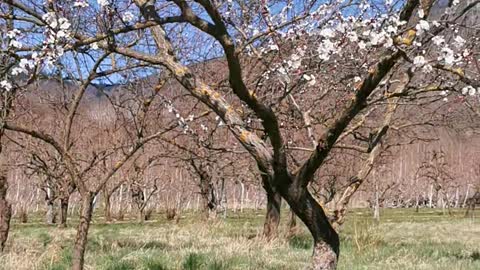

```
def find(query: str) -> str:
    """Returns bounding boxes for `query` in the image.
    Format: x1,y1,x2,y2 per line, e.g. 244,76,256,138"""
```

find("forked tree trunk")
261,175,282,239
59,196,69,227
72,193,94,270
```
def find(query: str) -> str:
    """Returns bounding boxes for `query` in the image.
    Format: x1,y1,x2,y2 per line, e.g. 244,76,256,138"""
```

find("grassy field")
0,208,478,270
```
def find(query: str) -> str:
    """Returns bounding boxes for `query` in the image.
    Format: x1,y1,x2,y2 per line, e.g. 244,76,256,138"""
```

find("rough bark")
59,196,69,227
261,175,282,239
0,175,11,252
280,184,339,270
72,193,94,270
193,161,217,219
287,209,298,238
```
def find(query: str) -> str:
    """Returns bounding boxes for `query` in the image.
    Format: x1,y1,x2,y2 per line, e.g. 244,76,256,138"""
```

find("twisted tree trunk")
281,184,339,270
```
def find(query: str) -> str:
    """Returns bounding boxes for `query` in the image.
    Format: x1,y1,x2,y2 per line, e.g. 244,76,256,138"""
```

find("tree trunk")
59,196,69,228
287,208,298,237
240,182,245,213
372,180,380,222
220,178,227,219
373,190,380,222
139,207,145,222
263,189,282,240
454,188,459,208
72,193,94,270
284,189,339,270
0,174,11,252
428,184,433,208
463,185,470,208
261,175,282,239
104,193,112,223
0,200,11,252
46,199,56,225
199,181,217,219
415,195,419,213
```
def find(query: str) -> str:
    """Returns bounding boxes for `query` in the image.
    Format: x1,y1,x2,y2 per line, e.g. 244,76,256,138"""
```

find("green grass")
0,208,478,269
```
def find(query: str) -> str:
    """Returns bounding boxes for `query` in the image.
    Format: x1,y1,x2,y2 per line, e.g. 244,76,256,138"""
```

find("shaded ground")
0,208,478,269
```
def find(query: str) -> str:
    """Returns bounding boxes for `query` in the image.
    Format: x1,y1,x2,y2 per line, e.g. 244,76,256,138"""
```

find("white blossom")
418,9,425,19
317,39,336,61
90,42,99,50
11,67,25,76
58,18,71,30
440,47,455,65
303,74,316,86
9,40,22,48
416,20,430,36
287,53,302,69
384,36,393,48
370,32,383,46
346,31,358,42
413,56,426,67
462,86,476,96
358,41,367,50
73,1,89,8
268,44,279,51
42,12,58,28
98,0,109,7
431,35,445,46
6,29,21,39
0,80,12,91
320,28,335,38
453,36,466,48
122,11,135,23
422,64,433,73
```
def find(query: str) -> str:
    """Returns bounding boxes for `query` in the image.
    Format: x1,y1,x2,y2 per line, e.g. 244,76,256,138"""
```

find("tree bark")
46,199,56,225
0,175,11,253
287,208,298,238
263,189,282,240
262,175,282,240
283,187,339,270
59,196,69,228
104,193,112,223
139,207,145,222
72,193,94,270
373,184,380,222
